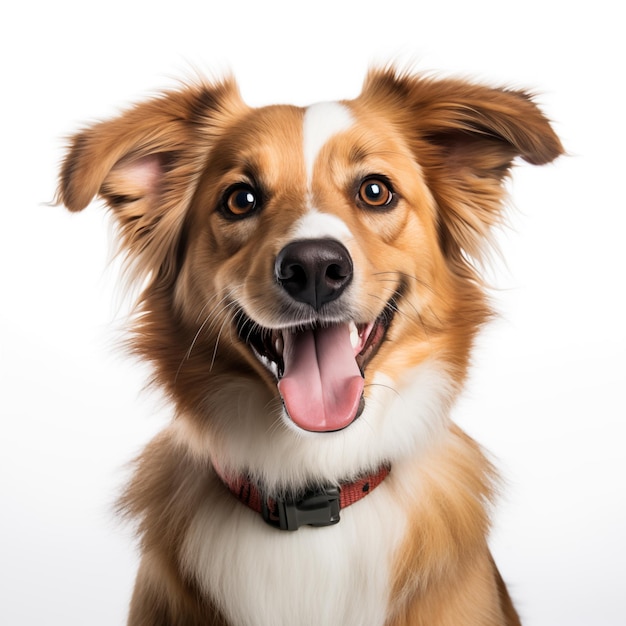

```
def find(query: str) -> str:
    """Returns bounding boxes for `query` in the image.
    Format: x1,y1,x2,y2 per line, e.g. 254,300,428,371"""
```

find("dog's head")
58,68,561,486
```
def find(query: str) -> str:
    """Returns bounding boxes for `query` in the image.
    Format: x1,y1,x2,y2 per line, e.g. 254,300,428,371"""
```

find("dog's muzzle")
236,237,397,434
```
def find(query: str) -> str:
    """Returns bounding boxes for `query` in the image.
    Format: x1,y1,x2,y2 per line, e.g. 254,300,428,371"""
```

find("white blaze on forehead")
291,209,353,241
299,102,354,242
303,101,354,185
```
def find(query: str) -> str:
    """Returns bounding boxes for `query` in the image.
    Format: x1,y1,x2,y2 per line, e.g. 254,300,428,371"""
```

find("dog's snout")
275,239,353,310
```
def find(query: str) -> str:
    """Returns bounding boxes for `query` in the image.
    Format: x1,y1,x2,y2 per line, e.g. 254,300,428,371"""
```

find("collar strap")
216,464,391,531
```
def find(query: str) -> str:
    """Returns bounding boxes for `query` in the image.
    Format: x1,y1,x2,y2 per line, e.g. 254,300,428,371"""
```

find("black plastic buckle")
261,486,341,531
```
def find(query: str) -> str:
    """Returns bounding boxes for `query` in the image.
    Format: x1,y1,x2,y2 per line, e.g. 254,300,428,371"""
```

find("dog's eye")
222,184,259,218
358,178,393,208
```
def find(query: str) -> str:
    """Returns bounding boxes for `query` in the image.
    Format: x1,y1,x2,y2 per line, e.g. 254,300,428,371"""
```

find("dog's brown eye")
358,178,393,208
223,185,259,218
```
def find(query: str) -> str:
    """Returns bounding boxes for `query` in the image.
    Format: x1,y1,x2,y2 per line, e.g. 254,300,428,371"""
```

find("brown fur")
57,67,561,625
385,427,521,625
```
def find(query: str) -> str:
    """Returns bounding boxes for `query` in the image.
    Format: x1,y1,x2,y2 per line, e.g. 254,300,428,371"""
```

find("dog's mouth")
235,300,396,433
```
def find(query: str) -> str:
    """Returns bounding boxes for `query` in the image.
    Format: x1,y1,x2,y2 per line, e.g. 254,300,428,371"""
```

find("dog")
57,67,562,625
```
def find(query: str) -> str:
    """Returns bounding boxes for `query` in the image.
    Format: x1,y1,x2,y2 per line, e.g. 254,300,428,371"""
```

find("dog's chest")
181,480,406,626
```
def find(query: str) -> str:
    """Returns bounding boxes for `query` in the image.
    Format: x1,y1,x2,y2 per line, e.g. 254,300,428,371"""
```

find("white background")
1,1,624,624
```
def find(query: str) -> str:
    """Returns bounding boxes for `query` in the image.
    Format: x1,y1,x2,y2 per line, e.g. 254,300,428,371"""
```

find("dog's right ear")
57,78,245,283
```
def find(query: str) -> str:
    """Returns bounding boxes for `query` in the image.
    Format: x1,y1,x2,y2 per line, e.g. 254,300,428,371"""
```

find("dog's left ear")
361,69,564,262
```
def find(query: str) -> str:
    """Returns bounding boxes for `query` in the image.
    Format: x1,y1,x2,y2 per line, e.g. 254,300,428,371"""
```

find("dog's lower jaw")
171,359,455,498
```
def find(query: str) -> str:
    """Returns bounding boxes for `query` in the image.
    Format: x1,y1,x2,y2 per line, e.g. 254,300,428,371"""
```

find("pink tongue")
277,324,364,432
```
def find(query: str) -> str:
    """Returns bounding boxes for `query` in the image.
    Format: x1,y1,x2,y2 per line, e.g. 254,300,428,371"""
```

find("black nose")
275,239,353,310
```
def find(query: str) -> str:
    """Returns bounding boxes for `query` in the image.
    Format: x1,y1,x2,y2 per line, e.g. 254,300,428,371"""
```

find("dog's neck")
214,464,391,531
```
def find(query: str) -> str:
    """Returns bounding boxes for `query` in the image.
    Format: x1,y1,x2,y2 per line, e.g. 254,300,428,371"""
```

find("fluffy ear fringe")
56,77,244,289
361,67,563,267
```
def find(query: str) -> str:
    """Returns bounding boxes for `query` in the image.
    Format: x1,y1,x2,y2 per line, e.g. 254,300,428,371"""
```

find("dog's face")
182,100,446,434
58,69,562,488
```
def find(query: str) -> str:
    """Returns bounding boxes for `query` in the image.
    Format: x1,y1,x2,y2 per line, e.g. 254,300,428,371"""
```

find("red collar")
215,464,391,531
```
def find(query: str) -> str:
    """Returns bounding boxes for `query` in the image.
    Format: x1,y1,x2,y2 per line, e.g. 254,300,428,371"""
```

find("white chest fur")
180,476,406,626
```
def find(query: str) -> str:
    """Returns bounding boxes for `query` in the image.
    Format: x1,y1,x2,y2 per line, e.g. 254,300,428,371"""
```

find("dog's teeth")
275,334,284,356
349,322,359,350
